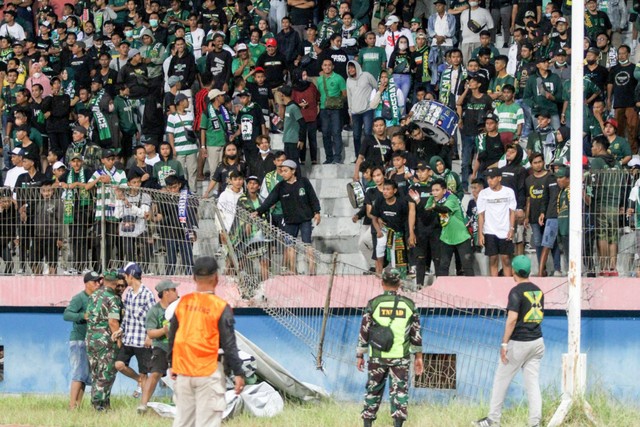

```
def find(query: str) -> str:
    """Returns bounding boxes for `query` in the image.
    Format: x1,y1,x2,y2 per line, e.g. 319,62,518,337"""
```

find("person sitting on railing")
156,174,198,275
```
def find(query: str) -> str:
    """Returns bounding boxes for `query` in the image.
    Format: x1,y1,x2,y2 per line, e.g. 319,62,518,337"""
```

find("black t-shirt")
301,40,319,77
317,48,349,80
290,6,314,25
359,135,391,167
525,172,553,223
477,133,504,173
212,161,247,193
246,82,273,112
513,0,540,26
371,197,408,233
256,51,287,88
584,64,609,95
608,63,637,108
388,170,412,199
257,177,321,224
461,93,493,136
409,181,439,233
363,185,383,227
507,281,544,341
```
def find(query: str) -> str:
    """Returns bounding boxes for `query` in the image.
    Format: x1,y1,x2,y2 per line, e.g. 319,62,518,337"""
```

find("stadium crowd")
0,0,638,281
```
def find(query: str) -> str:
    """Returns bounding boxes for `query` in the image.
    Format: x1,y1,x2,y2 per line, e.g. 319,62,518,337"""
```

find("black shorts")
484,233,514,257
149,347,169,375
115,345,152,374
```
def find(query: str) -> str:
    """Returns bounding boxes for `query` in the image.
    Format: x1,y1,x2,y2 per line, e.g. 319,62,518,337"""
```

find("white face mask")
259,148,270,154
469,1,479,6
33,72,41,78
398,42,408,50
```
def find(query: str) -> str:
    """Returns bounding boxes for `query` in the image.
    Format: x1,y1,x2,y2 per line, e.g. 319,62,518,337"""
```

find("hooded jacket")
346,60,378,115
500,145,527,210
430,155,464,200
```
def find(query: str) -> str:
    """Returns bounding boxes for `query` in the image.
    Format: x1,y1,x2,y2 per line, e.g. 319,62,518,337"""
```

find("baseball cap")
238,90,251,97
53,161,66,170
72,125,87,135
628,158,640,169
484,168,502,178
410,17,421,24
434,0,446,3
265,38,277,47
168,75,183,87
416,161,431,170
103,269,119,281
101,148,116,158
253,66,265,73
22,152,39,163
524,10,536,18
193,256,219,276
512,255,531,277
10,147,24,156
555,48,568,56
484,112,499,123
175,93,189,104
70,152,83,161
84,271,101,283
208,88,225,100
555,167,570,178
604,118,618,129
278,85,292,97
124,261,142,279
235,43,247,52
556,17,567,24
128,48,140,59
281,159,297,169
155,279,180,294
386,15,400,26
91,75,103,84
246,175,260,183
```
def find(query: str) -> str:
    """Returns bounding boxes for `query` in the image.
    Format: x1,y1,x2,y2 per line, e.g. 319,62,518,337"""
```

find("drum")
411,100,459,145
347,181,365,209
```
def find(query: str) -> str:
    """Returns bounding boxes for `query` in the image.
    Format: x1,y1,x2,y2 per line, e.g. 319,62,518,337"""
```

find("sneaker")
609,270,619,277
524,243,536,254
133,385,142,398
599,270,610,277
473,417,494,427
137,405,148,414
322,160,333,164
553,271,564,277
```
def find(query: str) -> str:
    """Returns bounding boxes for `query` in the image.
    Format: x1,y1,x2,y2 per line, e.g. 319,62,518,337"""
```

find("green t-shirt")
64,290,90,341
557,187,570,237
523,72,562,115
111,0,128,23
153,159,185,187
145,302,169,352
248,42,266,64
495,102,524,136
358,47,387,80
283,102,303,144
200,110,227,147
317,72,346,110
232,57,255,82
425,193,470,246
608,136,632,163
488,73,515,106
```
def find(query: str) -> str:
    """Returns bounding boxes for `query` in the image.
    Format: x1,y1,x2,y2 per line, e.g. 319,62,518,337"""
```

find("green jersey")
63,290,91,341
145,302,169,352
200,107,227,147
495,102,524,136
557,186,570,237
153,159,184,187
113,95,138,134
89,166,127,221
425,192,470,246
282,102,303,144
358,47,387,80
167,111,198,155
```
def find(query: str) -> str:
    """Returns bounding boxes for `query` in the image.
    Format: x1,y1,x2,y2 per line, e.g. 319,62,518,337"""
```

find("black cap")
91,75,103,84
555,48,568,56
193,256,219,276
238,90,251,97
484,112,499,123
278,85,292,97
416,161,431,170
586,47,600,55
22,152,39,163
484,168,502,178
84,271,101,283
101,148,116,158
536,111,551,118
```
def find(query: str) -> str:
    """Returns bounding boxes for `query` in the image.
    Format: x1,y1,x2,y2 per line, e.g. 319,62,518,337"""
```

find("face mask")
545,12,551,18
556,61,566,66
557,30,566,35
150,19,158,28
398,42,407,50
620,59,630,65
586,59,597,65
227,154,238,160
467,70,477,76
469,1,478,6
33,72,41,78
124,30,133,37
331,45,339,50
259,148,270,154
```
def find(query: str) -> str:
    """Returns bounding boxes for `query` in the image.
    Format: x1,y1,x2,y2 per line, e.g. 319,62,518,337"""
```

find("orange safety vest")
172,292,228,377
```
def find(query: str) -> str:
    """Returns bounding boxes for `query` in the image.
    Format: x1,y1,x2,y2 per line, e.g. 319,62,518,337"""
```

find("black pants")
414,230,441,286
284,142,300,165
299,121,318,163
92,221,120,272
49,131,70,159
438,239,474,276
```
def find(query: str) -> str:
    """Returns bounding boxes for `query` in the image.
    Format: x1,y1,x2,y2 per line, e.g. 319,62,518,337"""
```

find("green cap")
512,255,531,277
103,269,119,281
556,167,570,178
381,267,401,285
156,279,180,293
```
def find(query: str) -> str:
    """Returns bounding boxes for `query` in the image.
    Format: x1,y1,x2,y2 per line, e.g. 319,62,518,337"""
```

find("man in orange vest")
168,256,245,427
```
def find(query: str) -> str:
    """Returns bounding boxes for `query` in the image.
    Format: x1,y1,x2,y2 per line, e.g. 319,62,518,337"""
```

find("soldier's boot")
363,419,373,427
393,418,404,427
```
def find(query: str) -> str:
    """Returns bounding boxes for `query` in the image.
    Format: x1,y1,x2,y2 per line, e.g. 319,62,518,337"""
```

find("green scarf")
385,227,407,279
63,168,90,224
89,90,112,141
379,74,400,127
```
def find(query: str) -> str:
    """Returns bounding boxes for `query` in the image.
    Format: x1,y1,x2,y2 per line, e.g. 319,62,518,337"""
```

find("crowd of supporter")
0,0,639,280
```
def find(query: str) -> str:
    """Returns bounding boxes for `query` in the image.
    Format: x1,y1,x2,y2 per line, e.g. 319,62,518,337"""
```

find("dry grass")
0,393,638,426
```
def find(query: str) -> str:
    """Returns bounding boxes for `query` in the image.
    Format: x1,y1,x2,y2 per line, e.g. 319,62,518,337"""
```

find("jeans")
165,238,194,275
461,134,476,191
300,121,318,163
320,109,343,163
517,100,533,140
490,6,512,44
284,142,300,165
530,222,543,262
351,109,374,157
392,74,411,106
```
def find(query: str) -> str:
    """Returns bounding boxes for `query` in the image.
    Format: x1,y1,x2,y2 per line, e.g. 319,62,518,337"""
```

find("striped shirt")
167,111,198,155
89,167,128,221
495,102,524,136
121,285,156,348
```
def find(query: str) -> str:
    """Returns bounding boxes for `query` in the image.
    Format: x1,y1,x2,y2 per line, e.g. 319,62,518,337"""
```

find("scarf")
63,168,90,224
379,75,400,127
178,187,191,241
435,190,453,228
385,227,407,278
207,102,228,135
89,90,112,141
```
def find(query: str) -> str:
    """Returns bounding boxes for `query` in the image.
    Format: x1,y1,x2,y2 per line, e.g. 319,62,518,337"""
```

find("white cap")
208,89,225,100
386,15,400,26
53,161,66,170
281,159,297,169
628,158,640,168
235,43,247,52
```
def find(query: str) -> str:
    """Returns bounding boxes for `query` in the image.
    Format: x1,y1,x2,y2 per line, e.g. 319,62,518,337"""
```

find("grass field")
0,393,639,427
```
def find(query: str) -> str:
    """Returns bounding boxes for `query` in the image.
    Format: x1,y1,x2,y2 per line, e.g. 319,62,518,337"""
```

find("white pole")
566,0,585,399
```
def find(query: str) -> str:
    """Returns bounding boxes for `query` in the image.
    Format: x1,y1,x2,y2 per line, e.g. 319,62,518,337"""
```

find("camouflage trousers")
86,337,119,408
362,358,410,421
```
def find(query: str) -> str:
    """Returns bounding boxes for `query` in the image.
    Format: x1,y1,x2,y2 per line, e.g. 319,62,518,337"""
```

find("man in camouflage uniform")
85,269,123,411
356,268,424,427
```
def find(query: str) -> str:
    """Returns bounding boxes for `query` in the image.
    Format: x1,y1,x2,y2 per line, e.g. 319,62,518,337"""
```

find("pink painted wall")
1,275,638,310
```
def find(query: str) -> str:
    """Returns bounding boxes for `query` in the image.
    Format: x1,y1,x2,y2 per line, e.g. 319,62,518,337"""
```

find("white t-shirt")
477,185,516,239
378,28,415,62
460,7,494,45
4,166,25,190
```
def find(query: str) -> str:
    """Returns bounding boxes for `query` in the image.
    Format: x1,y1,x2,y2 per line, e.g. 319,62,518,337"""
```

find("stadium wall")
1,276,639,402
